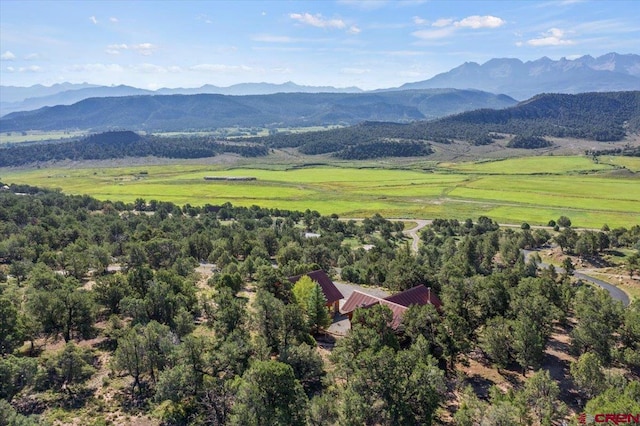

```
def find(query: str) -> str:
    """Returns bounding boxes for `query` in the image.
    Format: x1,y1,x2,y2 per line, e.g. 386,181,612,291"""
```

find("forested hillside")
0,131,268,167
1,185,639,425
3,92,638,166
258,91,640,151
0,89,516,132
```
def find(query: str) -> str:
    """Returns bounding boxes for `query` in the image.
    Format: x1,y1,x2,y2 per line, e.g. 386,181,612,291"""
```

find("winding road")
524,250,630,307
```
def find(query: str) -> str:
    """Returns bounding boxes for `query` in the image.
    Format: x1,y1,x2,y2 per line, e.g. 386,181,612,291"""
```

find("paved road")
524,250,630,307
403,219,431,253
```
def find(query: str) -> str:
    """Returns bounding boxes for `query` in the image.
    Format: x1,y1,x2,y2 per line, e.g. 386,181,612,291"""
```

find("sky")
1,0,638,90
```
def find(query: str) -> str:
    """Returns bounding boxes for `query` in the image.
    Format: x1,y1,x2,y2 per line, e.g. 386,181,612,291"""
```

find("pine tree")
306,283,330,334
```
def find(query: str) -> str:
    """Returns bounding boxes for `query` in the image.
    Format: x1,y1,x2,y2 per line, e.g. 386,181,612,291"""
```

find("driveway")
327,280,390,336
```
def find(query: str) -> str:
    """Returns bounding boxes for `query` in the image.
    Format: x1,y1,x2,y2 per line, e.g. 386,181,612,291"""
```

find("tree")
113,324,148,394
229,360,308,426
511,316,545,374
204,287,246,337
557,216,572,228
306,283,330,334
94,273,132,315
585,380,640,415
561,257,575,277
251,290,286,353
619,300,640,368
0,355,38,400
522,369,564,426
401,303,440,349
279,343,324,394
28,279,96,342
571,287,623,365
0,297,22,355
292,275,316,314
570,352,606,399
480,316,511,370
626,252,640,279
35,342,96,390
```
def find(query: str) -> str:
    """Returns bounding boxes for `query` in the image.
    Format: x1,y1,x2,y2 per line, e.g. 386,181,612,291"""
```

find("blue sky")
1,0,638,90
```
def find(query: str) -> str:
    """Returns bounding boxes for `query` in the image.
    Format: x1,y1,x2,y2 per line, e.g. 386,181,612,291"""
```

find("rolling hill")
2,92,638,166
0,89,516,133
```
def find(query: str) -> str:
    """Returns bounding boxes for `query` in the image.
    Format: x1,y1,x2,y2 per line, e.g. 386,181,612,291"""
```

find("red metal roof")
385,285,442,310
287,269,344,304
340,290,381,313
341,285,441,329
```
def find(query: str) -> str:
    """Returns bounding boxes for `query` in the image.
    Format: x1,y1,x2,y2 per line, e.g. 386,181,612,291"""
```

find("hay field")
2,156,638,228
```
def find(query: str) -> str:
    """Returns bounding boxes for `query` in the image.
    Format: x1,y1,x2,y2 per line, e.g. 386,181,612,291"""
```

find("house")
287,269,344,314
341,285,441,330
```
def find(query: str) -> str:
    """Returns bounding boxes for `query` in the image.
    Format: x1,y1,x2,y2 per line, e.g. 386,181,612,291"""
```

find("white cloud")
89,16,98,24
19,65,43,72
432,18,453,28
6,66,16,72
413,16,428,25
454,15,505,29
348,25,361,34
131,43,157,56
190,64,253,73
24,53,41,60
340,67,370,75
526,28,574,46
110,17,119,23
1,50,16,60
289,13,346,29
105,43,157,56
412,14,505,41
197,14,212,24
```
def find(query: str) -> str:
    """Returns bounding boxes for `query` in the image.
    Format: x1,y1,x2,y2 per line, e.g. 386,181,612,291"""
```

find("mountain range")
0,89,516,133
0,82,362,117
1,53,638,117
390,53,640,99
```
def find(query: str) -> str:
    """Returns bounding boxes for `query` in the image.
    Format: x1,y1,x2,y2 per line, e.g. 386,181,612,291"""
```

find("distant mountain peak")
394,52,640,99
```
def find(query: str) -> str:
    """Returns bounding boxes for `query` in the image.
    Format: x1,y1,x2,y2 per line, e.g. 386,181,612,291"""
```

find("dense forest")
0,131,268,167
1,184,639,425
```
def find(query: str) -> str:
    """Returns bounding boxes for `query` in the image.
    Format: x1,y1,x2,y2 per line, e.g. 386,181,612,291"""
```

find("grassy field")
2,156,639,228
0,130,87,144
597,155,640,172
440,156,616,174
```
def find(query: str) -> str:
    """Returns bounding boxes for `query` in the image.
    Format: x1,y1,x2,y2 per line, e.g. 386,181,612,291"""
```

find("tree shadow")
466,374,494,400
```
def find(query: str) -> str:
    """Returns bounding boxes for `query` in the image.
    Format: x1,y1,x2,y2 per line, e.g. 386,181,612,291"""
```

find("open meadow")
2,155,639,228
